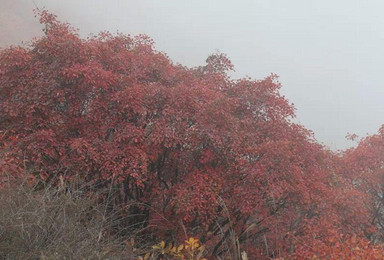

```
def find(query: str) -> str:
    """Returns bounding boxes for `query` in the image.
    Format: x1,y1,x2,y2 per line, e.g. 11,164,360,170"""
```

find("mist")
2,0,384,150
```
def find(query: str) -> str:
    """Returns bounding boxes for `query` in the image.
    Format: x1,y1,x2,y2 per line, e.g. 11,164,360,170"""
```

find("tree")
343,125,384,243
0,10,380,259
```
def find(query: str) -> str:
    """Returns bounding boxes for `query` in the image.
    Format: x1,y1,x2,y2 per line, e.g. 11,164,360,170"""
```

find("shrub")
0,179,139,259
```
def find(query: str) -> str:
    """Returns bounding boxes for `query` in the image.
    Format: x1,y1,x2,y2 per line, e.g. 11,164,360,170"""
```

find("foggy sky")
2,0,384,150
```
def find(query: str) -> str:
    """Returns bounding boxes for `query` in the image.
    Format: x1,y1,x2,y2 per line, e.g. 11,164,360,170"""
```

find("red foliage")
295,232,384,259
343,126,384,243
1,10,383,259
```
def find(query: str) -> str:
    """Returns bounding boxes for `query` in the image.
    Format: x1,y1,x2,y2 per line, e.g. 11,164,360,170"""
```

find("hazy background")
1,0,384,151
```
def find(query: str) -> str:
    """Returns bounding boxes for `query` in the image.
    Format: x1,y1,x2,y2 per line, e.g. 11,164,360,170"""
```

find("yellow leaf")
130,238,135,247
144,252,151,260
185,237,200,249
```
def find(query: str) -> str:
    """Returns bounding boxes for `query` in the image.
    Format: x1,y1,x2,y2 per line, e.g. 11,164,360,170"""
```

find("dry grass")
0,177,251,259
0,179,142,259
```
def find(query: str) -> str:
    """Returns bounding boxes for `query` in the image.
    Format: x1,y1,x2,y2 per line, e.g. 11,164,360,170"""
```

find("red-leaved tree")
1,10,382,259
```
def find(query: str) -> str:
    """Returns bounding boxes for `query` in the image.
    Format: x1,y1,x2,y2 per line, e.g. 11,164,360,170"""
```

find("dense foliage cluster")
1,11,384,259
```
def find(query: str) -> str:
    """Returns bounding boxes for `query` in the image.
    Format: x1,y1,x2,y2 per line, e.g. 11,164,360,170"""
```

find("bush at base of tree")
0,180,140,259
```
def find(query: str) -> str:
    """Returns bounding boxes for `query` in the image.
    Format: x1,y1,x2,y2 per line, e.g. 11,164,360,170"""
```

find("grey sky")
3,0,384,150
